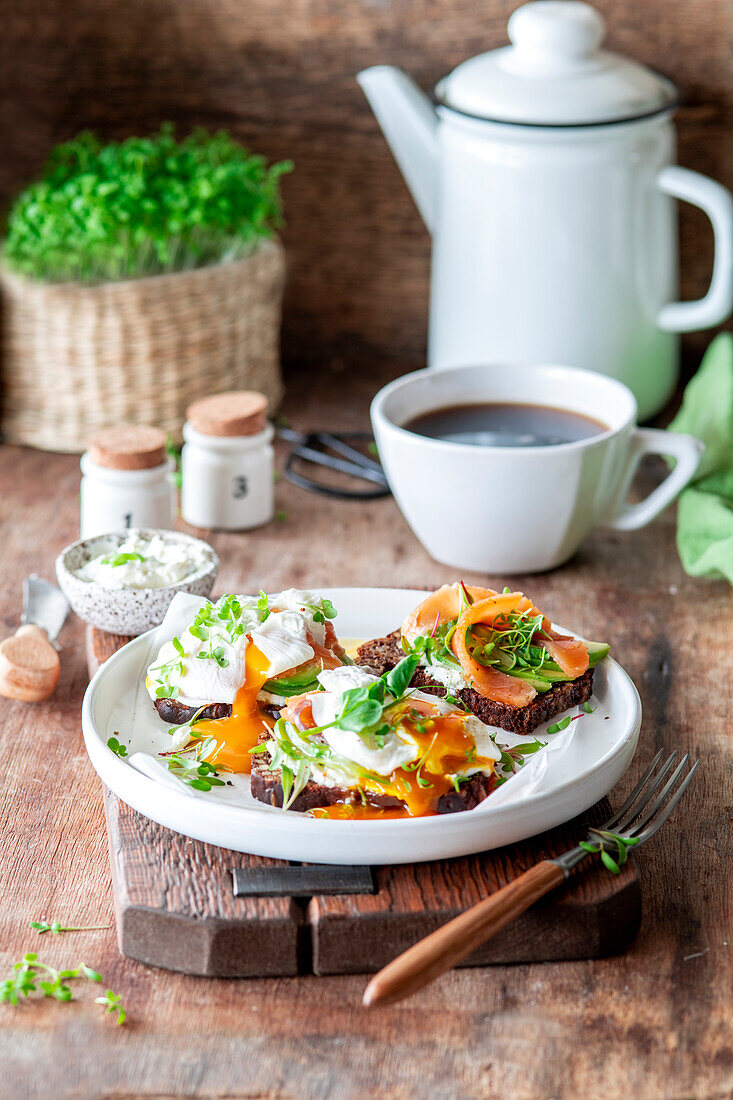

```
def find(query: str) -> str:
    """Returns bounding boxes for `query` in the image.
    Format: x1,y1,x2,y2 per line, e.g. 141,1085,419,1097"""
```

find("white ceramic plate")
81,587,641,864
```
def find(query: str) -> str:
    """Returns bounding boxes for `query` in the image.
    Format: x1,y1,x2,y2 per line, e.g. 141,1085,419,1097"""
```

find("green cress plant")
4,126,292,283
0,953,126,1024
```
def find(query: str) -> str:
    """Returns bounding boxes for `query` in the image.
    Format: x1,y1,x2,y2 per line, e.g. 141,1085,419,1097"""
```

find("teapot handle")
656,166,733,333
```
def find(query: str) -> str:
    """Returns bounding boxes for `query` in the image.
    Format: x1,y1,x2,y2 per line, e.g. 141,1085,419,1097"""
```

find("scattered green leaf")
30,919,110,936
94,988,127,1026
579,829,640,875
0,954,125,1024
546,715,573,735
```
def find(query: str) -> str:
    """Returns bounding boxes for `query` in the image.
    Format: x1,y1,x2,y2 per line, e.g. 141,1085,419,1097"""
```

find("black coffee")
403,402,608,448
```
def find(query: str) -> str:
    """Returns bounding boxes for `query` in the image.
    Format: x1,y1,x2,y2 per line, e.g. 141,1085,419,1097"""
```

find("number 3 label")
232,476,248,499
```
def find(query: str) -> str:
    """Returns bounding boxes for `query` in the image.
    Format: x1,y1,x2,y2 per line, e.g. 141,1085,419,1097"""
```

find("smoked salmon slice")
400,585,590,707
401,583,497,641
306,631,344,670
451,594,537,707
537,632,589,678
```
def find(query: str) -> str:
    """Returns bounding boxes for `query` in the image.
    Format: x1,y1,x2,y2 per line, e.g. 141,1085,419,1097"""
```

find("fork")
363,750,698,1008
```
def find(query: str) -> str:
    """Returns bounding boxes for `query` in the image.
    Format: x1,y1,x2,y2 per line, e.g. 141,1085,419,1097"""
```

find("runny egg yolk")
193,643,273,774
310,700,496,820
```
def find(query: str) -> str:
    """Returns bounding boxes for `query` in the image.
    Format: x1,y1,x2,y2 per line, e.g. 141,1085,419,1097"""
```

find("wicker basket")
0,238,285,452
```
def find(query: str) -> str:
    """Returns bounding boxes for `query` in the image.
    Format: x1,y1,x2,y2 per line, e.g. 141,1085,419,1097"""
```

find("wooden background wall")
0,0,730,383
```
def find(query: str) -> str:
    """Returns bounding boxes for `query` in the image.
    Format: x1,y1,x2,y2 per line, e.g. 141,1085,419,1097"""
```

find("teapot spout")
357,66,439,233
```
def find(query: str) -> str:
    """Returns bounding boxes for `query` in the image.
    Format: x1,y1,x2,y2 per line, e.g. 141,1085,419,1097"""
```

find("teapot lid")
435,1,677,126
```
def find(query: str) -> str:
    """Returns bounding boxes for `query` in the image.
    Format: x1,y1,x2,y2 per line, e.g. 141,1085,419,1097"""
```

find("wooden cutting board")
87,626,641,978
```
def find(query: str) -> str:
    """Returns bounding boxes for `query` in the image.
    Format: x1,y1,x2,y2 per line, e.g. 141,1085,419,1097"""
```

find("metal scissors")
277,427,390,500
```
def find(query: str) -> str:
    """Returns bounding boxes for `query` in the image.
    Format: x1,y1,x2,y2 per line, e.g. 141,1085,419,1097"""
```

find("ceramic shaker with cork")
80,425,176,538
181,391,274,530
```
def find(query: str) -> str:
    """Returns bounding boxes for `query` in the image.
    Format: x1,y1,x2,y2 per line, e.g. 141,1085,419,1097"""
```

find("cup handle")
605,429,704,532
656,166,733,333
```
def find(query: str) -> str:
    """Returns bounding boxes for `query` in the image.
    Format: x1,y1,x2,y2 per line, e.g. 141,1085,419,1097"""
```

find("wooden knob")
87,424,167,471
186,391,268,437
0,625,61,702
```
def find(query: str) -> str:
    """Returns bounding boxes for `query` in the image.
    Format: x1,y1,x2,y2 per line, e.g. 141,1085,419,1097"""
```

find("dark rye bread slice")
154,697,282,725
249,732,494,814
357,631,594,736
155,698,231,724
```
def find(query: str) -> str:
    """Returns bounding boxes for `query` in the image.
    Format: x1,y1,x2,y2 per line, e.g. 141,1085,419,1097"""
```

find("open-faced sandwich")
249,653,501,818
146,589,348,772
357,584,609,736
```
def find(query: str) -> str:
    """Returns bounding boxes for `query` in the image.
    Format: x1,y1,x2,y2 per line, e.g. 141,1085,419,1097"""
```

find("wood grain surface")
105,791,305,978
0,0,730,382
88,626,640,978
0,366,730,1098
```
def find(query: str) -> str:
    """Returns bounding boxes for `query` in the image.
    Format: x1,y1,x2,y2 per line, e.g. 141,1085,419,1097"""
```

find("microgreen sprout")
167,735,228,792
107,737,128,758
310,598,337,625
30,919,110,935
196,645,228,668
94,989,127,1025
403,733,437,790
579,829,640,875
167,756,225,792
443,693,469,712
0,953,125,1024
546,715,573,735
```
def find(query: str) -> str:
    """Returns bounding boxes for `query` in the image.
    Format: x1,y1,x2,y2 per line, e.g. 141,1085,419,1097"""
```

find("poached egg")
147,589,344,772
272,665,502,819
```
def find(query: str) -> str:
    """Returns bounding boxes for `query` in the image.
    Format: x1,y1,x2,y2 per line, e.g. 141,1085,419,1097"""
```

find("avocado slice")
585,641,610,666
264,651,354,697
264,666,322,697
505,640,609,691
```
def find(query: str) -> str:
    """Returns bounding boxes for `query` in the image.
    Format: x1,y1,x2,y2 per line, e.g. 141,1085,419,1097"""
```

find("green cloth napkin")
669,332,733,583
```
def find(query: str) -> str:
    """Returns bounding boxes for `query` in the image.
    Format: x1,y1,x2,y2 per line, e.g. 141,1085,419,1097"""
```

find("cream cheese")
421,657,469,693
76,532,211,590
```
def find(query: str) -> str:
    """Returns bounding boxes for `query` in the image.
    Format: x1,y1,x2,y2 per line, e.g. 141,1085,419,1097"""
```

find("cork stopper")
186,391,269,438
87,424,167,471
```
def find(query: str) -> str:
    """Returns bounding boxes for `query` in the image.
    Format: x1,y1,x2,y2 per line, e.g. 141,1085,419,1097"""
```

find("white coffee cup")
371,363,703,573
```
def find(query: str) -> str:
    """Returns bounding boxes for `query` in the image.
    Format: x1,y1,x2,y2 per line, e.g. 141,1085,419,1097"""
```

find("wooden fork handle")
363,859,566,1008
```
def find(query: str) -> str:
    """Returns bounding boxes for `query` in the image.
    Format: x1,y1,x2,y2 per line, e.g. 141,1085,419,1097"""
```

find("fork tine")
632,760,699,844
614,751,680,833
626,753,691,837
602,748,666,830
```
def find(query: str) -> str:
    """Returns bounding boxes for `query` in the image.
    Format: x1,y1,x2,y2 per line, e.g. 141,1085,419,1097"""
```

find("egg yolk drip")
307,699,496,819
193,643,273,774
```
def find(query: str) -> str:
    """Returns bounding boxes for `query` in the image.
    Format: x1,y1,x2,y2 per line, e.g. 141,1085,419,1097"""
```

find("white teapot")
358,1,733,419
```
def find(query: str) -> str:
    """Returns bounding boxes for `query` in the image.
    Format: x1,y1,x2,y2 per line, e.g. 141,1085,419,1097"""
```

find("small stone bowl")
56,529,219,636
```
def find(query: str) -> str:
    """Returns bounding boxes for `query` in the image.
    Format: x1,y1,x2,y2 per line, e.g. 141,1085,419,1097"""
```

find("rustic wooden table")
0,368,730,1100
